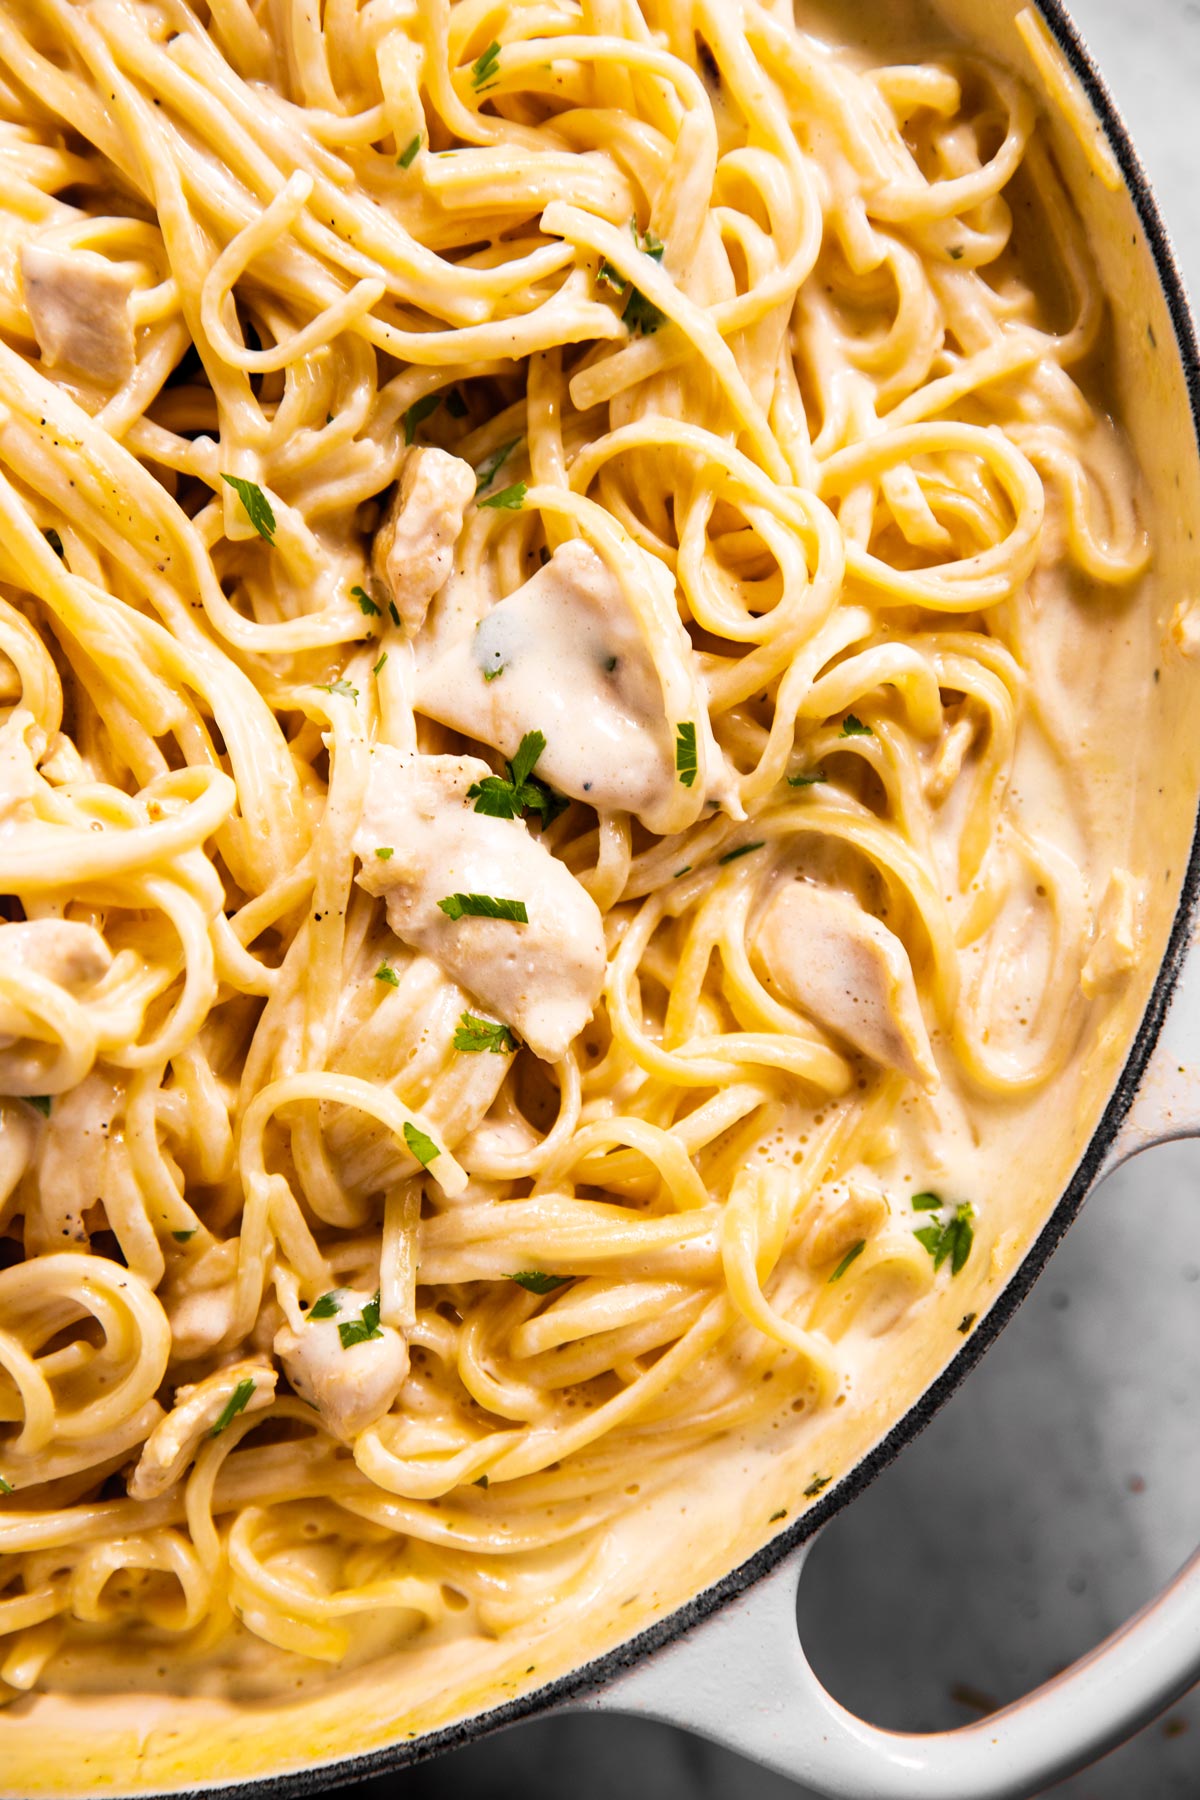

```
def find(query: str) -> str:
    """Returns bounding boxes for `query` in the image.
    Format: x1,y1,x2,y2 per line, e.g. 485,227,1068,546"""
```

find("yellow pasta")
0,0,1153,1713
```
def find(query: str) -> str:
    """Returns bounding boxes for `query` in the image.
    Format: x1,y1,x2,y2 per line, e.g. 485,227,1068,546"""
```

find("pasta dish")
0,0,1169,1759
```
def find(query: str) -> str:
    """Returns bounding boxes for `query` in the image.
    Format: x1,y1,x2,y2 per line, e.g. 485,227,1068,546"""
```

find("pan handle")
582,1534,1200,1798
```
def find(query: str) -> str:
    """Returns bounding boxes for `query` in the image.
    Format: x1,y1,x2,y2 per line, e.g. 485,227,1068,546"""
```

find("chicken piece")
20,242,136,387
417,540,679,833
352,746,605,1061
754,881,938,1090
274,1288,408,1441
0,921,111,1045
1081,868,1142,997
127,1356,276,1500
160,1239,240,1363
371,446,475,635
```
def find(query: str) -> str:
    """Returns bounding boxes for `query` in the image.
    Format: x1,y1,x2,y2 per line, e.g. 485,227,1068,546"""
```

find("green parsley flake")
375,846,394,860
623,286,667,335
373,652,388,676
474,438,519,494
479,480,526,511
467,730,567,828
510,1271,570,1295
44,528,64,557
404,392,441,445
403,1120,440,1168
911,1191,943,1211
914,1200,975,1276
675,721,698,788
437,893,529,923
211,1376,256,1437
959,1312,977,1334
221,473,276,544
338,1291,383,1349
308,1291,342,1319
828,1239,866,1284
597,258,625,291
804,1475,832,1498
446,388,469,419
26,1096,51,1118
471,39,501,89
674,865,692,879
718,840,765,866
397,134,422,169
769,1508,786,1523
316,678,358,702
376,964,400,987
454,1011,518,1055
840,714,873,737
0,1475,13,1495
351,585,380,617
787,768,826,787
483,664,504,683
475,1473,490,1488
388,600,400,627
172,1228,196,1243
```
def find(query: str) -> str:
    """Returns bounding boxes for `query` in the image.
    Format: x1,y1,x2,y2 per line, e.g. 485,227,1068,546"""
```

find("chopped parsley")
467,730,567,827
404,392,441,444
375,846,394,860
397,134,422,169
474,1473,490,1488
403,1121,440,1168
220,473,276,544
828,1239,866,1284
172,1228,196,1243
480,480,526,511
949,245,965,260
483,664,504,683
25,1096,51,1118
596,220,669,334
44,528,64,557
373,652,388,676
768,1508,787,1523
958,1312,977,1334
338,1290,383,1349
675,720,698,788
315,678,358,701
437,892,529,923
804,1475,832,1498
914,1200,975,1276
787,768,826,787
211,1376,256,1437
510,1271,570,1295
840,714,873,737
0,1475,13,1495
388,599,401,627
454,1011,519,1054
351,584,380,617
471,39,501,89
718,840,764,866
446,388,469,419
375,964,400,987
308,1291,342,1319
912,1191,943,1211
674,865,692,878
475,438,519,494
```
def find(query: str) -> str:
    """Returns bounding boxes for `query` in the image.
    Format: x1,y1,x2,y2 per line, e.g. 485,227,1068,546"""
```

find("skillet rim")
85,2,1200,1791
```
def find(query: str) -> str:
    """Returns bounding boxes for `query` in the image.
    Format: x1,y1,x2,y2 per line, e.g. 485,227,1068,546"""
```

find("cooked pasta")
0,0,1152,1710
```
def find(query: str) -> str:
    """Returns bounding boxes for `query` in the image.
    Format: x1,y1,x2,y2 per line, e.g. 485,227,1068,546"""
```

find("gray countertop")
355,3,1200,1794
